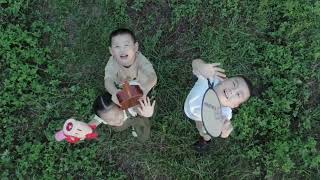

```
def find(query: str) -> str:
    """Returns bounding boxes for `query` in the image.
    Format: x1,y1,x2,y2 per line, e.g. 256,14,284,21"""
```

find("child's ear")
231,103,239,109
109,47,112,55
134,42,139,52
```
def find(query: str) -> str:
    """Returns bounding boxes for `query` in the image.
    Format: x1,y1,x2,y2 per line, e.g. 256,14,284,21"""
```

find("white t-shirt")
184,75,232,122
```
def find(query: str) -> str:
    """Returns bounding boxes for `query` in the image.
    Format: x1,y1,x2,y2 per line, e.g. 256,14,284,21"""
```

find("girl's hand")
137,97,156,118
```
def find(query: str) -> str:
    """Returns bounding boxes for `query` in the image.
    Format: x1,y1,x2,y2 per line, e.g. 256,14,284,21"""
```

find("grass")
1,0,320,179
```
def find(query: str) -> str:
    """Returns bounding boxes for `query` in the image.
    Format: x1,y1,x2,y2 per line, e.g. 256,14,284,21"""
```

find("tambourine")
201,81,224,137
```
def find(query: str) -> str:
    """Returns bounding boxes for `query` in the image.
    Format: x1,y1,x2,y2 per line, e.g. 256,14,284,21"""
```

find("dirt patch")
116,158,145,179
307,80,320,108
64,15,78,47
127,1,172,35
127,1,203,60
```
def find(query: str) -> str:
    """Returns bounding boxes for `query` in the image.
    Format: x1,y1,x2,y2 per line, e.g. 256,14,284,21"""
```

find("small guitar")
116,81,143,110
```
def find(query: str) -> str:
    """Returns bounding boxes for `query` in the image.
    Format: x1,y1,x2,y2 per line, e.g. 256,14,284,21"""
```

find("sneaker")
132,127,138,137
193,137,211,153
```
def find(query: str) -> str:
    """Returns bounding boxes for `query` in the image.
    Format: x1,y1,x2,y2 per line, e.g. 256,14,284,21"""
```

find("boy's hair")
237,75,253,97
109,28,136,44
93,92,114,117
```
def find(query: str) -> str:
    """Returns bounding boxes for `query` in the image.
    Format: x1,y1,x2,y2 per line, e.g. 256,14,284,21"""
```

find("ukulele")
116,81,143,109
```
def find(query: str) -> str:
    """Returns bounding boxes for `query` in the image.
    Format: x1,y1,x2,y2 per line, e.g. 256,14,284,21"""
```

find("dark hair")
109,28,136,44
92,92,114,117
237,75,253,97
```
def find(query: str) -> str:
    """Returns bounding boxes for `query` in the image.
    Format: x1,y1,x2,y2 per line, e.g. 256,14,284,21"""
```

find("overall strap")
207,79,214,89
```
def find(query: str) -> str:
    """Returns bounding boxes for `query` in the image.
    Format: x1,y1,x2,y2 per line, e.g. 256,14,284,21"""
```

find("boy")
184,59,252,152
104,28,157,106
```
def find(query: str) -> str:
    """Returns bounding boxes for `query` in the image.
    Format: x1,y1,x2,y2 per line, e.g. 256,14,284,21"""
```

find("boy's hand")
137,97,155,118
112,90,121,106
199,62,226,80
220,120,233,138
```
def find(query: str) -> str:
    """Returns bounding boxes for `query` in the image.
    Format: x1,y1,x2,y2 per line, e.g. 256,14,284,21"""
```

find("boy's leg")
194,121,212,152
195,121,211,141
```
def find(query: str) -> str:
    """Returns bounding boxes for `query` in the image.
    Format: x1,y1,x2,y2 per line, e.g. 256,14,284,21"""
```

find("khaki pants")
195,120,234,140
112,117,151,142
195,121,211,141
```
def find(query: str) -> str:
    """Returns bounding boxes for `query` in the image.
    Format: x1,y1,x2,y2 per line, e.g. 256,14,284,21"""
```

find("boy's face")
99,105,125,126
109,34,138,68
214,77,250,108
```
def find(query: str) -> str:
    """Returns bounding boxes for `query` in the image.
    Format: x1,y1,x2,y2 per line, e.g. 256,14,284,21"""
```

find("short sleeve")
137,53,156,77
221,107,232,120
104,56,117,81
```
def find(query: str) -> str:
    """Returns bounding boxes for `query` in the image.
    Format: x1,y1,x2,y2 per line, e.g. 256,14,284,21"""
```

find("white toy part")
63,118,93,140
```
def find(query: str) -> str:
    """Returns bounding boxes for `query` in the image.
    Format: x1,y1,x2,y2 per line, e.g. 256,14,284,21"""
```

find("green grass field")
1,0,320,179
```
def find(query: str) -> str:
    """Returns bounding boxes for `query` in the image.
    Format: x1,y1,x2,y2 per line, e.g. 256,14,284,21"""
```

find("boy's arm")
138,56,157,95
192,59,226,80
104,77,121,106
104,78,119,95
139,71,157,95
104,59,121,105
192,59,205,77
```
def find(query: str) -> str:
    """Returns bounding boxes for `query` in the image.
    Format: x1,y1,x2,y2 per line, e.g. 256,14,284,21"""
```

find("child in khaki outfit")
100,28,157,141
104,28,157,106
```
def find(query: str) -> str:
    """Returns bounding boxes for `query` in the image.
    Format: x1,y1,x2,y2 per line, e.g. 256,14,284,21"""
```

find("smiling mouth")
120,55,128,59
224,89,228,99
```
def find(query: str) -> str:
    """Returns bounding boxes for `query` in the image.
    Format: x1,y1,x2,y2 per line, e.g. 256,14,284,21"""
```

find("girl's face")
99,105,125,126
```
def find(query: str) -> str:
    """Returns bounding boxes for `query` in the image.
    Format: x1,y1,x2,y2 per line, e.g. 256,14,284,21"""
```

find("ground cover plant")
1,0,320,179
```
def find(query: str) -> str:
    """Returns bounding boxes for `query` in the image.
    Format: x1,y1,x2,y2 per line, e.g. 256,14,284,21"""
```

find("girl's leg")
132,117,151,142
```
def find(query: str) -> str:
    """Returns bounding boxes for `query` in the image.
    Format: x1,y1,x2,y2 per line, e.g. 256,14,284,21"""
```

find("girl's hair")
92,92,114,117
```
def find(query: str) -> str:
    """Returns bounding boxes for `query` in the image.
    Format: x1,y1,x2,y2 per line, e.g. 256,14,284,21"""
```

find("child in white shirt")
184,59,252,152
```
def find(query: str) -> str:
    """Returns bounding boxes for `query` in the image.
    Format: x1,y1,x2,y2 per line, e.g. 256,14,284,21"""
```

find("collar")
93,114,108,125
123,107,138,121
